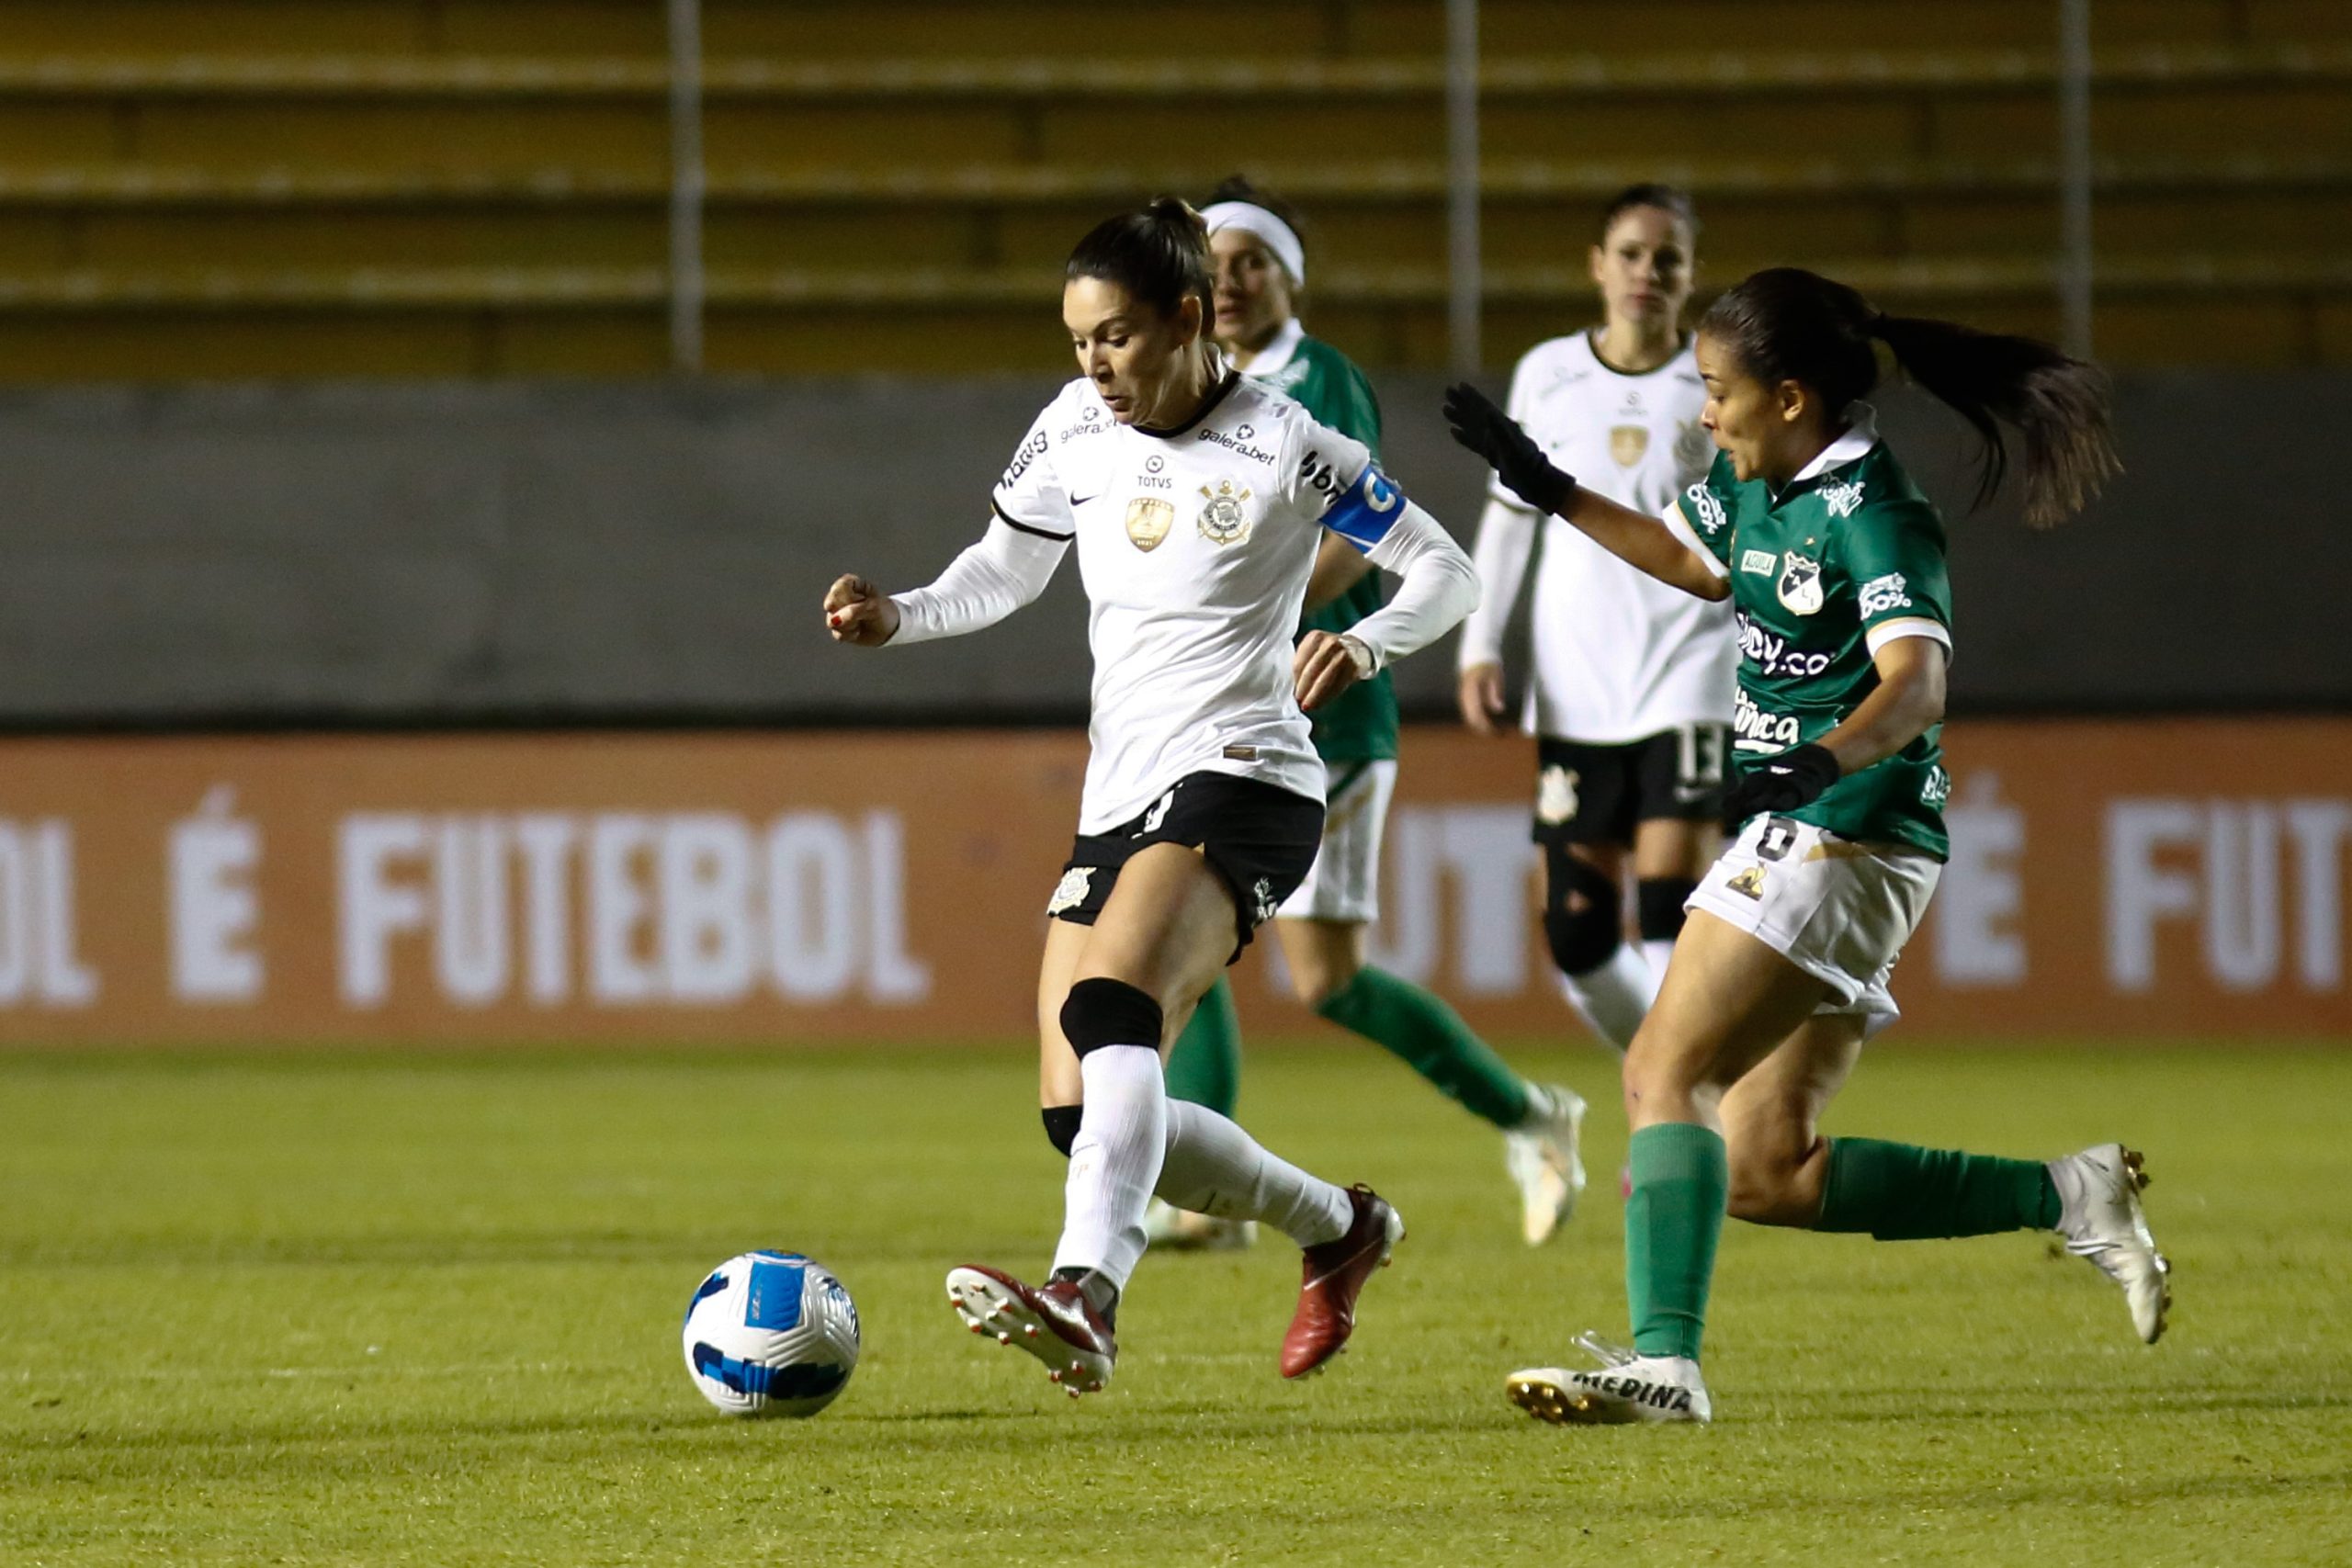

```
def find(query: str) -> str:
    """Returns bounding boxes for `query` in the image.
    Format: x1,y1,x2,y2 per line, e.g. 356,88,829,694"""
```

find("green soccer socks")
1815,1137,2063,1239
1625,1122,1730,1362
1317,964,1532,1130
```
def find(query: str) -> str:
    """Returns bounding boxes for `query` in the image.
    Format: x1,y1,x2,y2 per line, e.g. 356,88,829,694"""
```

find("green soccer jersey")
1675,422,1955,858
1246,326,1398,763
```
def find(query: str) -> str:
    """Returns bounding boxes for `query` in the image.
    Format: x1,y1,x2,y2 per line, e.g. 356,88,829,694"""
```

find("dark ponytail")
1701,267,2120,527
1066,197,1214,328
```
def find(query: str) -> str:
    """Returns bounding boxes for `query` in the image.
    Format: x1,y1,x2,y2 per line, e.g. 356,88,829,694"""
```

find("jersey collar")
1134,367,1243,439
1787,401,1882,485
1236,317,1306,379
1583,327,1690,378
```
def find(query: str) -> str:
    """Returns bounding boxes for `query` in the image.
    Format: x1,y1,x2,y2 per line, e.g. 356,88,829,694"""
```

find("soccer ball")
680,1250,861,1417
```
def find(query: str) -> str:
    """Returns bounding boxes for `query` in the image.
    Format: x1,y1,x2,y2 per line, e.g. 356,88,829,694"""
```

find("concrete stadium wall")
0,370,2340,725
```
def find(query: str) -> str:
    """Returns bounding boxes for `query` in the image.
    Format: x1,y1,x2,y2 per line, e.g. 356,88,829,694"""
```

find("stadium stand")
0,0,2343,378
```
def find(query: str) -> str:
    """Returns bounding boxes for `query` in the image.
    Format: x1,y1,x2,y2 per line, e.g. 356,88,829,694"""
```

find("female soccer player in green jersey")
1446,266,2168,1426
1148,176,1585,1255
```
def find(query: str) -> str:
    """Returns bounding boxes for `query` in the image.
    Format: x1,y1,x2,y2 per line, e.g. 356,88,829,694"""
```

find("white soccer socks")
1557,943,1660,1053
1051,1043,1168,1291
1156,1100,1352,1248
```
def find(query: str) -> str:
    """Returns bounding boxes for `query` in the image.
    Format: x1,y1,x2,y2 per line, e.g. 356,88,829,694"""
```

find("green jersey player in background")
1148,177,1584,1252
1447,266,2168,1427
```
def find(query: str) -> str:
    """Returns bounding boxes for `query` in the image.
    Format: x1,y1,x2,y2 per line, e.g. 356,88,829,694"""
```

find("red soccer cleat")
1279,1185,1405,1379
945,1265,1117,1396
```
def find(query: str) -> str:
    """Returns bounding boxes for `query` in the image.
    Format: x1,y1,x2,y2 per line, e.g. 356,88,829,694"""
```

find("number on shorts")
1675,725,1727,791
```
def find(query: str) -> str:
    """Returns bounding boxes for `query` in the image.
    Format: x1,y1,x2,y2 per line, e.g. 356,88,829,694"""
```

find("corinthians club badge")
1777,551,1824,615
1609,425,1649,468
1535,765,1580,826
1197,479,1254,546
1125,497,1174,552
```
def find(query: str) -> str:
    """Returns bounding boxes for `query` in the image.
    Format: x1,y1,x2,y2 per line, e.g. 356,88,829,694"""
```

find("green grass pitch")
3,1043,2347,1566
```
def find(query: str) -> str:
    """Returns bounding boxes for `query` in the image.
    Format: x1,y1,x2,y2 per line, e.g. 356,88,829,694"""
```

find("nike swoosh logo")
1303,1236,1384,1292
1070,493,1099,506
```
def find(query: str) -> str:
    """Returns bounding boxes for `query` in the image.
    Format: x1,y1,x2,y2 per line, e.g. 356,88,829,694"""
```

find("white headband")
1202,200,1306,288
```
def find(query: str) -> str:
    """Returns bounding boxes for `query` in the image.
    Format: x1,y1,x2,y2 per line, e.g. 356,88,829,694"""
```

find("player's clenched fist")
1294,629,1374,712
825,574,900,647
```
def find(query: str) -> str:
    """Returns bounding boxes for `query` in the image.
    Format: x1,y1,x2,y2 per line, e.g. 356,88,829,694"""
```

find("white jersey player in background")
825,198,1478,1400
1457,185,1735,1096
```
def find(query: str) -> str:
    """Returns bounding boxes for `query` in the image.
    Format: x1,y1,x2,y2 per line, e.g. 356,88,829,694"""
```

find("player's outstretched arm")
830,515,1071,650
1295,499,1478,717
1443,382,1727,603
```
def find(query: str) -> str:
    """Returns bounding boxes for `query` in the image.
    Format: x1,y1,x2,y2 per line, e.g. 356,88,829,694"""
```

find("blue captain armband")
1320,465,1407,553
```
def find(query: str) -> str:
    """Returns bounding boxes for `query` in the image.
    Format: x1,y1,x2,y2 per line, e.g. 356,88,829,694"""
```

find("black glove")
1442,382,1577,515
1722,743,1841,827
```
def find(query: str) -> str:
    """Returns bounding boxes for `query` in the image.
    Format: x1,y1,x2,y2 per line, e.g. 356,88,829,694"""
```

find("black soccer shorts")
1531,724,1731,849
1046,772,1324,962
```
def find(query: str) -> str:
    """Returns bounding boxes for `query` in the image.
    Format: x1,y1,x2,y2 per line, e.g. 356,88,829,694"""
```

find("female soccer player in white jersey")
1446,266,2166,1426
1146,175,1586,1255
1457,186,1733,1075
825,199,1478,1398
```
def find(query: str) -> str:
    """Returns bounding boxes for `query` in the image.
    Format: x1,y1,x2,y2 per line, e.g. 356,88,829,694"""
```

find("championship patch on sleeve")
1320,465,1405,552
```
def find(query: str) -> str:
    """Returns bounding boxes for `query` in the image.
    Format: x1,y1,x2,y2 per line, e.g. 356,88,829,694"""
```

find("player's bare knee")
1621,1036,1704,1122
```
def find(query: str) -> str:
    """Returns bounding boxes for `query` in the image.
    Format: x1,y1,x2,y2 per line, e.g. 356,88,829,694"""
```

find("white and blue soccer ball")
681,1250,861,1417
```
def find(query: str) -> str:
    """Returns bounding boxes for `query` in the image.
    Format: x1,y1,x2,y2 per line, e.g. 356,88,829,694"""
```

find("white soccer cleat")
1507,1332,1711,1426
2050,1143,2172,1344
1142,1197,1257,1252
1503,1084,1588,1246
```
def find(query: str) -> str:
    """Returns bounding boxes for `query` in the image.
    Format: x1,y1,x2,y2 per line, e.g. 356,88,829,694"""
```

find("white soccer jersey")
1458,332,1736,743
990,373,1385,835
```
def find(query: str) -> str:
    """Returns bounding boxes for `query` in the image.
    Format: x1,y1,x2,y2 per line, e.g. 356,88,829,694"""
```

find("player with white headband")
825,197,1480,1399
1148,176,1587,1255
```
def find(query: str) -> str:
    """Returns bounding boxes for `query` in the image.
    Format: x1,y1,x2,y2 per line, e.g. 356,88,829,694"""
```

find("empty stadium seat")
0,0,2341,378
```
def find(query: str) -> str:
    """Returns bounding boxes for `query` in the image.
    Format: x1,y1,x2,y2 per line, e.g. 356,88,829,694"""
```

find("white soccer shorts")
1276,758,1398,925
1685,813,1941,1037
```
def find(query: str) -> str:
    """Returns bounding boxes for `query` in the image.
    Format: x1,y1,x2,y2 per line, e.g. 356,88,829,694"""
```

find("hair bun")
1147,196,1208,236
